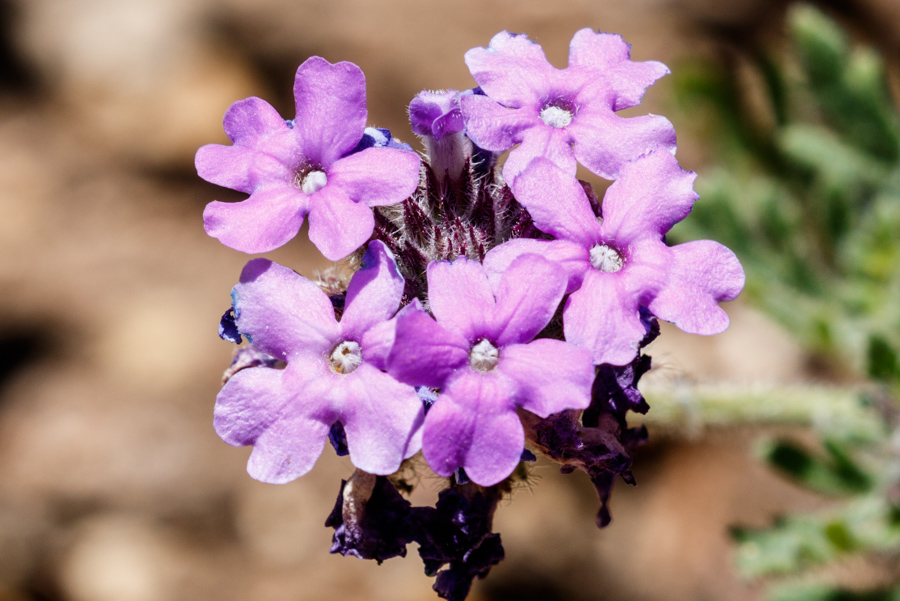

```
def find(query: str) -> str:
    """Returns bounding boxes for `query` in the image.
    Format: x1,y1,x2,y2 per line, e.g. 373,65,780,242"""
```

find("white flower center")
540,105,573,128
300,170,327,194
469,339,499,372
329,340,362,374
589,244,624,273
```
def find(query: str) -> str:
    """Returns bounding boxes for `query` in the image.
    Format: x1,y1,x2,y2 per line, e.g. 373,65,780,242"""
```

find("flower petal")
599,149,698,246
496,339,593,417
647,240,744,335
427,256,496,341
196,97,295,193
196,143,281,194
491,254,567,347
563,271,647,365
232,258,340,360
569,110,676,180
203,187,306,254
483,239,589,294
510,158,602,245
213,365,288,447
214,365,331,484
464,31,556,107
307,185,376,261
292,57,367,167
223,96,291,144
502,124,577,185
619,237,670,303
361,298,423,371
338,364,425,475
328,147,420,207
567,29,670,111
422,372,523,486
341,241,405,340
387,309,469,389
460,94,534,151
246,413,330,484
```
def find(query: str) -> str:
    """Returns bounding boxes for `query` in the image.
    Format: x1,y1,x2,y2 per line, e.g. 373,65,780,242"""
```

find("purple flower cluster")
198,31,744,601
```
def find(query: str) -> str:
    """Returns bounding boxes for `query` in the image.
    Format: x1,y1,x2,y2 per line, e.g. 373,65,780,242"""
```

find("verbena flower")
460,29,676,183
484,149,745,365
387,254,594,485
197,57,421,261
214,241,424,483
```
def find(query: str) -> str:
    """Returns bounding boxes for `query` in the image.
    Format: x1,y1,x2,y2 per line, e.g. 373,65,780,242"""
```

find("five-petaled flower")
197,57,421,261
484,149,745,366
386,254,594,486
460,29,677,184
214,241,424,483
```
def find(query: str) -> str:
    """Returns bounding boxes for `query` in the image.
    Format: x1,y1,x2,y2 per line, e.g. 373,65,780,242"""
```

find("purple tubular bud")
409,89,472,182
409,90,464,140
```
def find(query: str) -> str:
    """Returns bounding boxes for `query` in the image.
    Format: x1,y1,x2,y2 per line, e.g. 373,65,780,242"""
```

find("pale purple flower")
386,254,594,486
214,241,424,483
484,149,745,366
197,57,421,261
460,29,676,183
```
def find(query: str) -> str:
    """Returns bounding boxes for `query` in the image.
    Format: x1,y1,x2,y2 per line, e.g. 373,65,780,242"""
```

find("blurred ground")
0,0,894,600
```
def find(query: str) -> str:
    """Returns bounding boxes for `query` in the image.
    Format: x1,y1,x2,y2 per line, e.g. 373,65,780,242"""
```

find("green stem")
636,382,885,438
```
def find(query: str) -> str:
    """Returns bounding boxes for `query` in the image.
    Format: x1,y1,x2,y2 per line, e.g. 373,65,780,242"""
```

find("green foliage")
734,495,900,578
762,438,873,497
672,5,900,383
772,582,900,601
671,3,900,597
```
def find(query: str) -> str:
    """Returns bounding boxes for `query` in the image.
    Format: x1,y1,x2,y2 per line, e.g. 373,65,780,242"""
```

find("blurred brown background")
1,0,898,600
